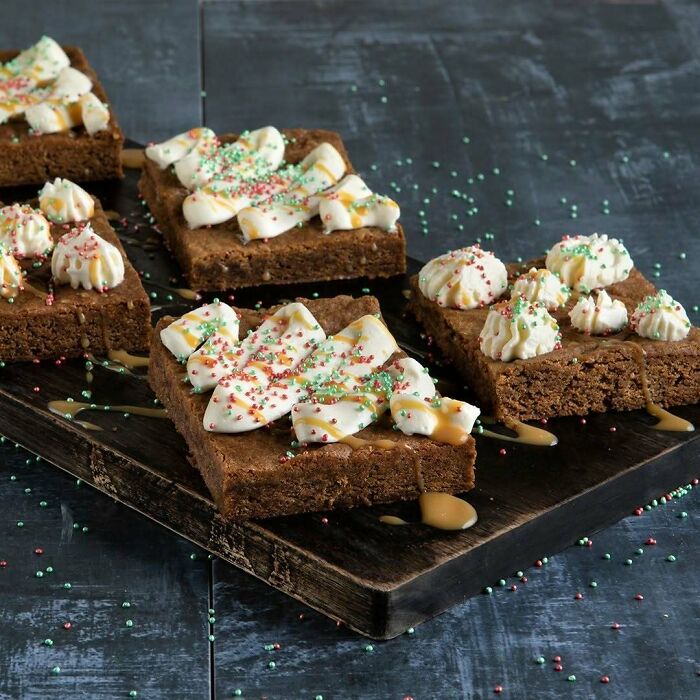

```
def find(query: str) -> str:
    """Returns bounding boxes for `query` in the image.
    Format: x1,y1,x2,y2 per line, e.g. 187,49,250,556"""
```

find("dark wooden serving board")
0,161,698,639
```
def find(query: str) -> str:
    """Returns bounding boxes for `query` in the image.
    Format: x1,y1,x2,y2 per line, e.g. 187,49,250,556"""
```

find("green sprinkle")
567,675,576,682
602,553,611,560
125,619,134,628
536,656,546,664
51,665,61,675
268,661,276,669
589,581,598,588
678,511,688,518
36,571,44,578
43,638,53,647
484,586,493,595
666,554,677,562
364,644,374,653
624,559,633,566
63,582,72,590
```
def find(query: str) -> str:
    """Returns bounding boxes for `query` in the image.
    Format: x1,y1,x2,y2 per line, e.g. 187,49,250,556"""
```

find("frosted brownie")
139,126,406,290
0,179,150,361
148,295,478,521
0,36,123,186
409,237,700,422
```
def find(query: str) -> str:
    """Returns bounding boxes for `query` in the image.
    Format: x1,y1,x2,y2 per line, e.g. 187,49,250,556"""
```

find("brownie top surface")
143,127,404,259
410,258,700,372
0,196,148,319
153,294,469,483
0,46,122,144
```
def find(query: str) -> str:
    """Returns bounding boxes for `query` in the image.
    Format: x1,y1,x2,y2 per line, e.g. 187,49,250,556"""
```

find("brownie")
139,128,406,291
148,295,476,521
0,46,123,186
0,197,151,362
409,261,700,421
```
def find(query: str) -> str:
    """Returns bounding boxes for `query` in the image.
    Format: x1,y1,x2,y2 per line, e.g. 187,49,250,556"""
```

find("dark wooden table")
1,1,699,697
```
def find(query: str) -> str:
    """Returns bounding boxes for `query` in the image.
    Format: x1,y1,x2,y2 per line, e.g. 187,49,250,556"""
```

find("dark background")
1,1,699,698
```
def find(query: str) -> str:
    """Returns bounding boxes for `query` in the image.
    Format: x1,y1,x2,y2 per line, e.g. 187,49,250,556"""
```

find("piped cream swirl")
630,290,691,341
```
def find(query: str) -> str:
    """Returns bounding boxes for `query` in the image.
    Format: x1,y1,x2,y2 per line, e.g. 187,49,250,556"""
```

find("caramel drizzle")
391,396,469,446
144,279,200,301
606,339,694,432
106,349,150,370
48,400,167,425
478,417,559,447
121,148,145,169
380,494,478,531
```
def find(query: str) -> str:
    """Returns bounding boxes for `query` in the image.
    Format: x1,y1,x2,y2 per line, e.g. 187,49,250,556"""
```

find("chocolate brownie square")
0,196,150,362
139,128,406,291
0,45,123,186
148,295,476,521
409,262,700,421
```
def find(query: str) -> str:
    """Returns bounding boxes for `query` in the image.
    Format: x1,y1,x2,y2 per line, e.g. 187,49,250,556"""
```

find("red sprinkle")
634,594,644,601
553,656,561,663
32,386,40,393
579,418,587,425
320,517,329,526
63,622,72,630
494,686,503,694
609,426,617,432
34,548,43,555
499,448,507,456
574,592,583,600
611,622,620,630
646,538,657,546
510,584,517,592
535,560,543,567
554,664,563,672
600,675,610,684
633,508,643,516
0,560,7,568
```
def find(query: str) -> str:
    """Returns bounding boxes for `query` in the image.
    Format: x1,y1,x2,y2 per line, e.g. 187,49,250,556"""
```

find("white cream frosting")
569,290,628,336
175,125,285,191
0,204,53,259
50,66,92,101
160,301,240,360
24,100,82,134
237,142,347,241
630,290,691,341
145,127,217,169
51,223,124,291
418,245,508,310
1,39,109,134
511,267,570,310
319,174,400,234
389,357,480,444
479,297,561,361
207,313,397,435
0,36,69,87
190,301,325,393
79,92,110,134
0,244,23,299
39,178,95,223
545,233,633,292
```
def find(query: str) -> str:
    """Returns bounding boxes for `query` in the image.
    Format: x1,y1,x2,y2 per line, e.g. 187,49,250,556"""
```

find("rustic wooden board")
0,164,698,640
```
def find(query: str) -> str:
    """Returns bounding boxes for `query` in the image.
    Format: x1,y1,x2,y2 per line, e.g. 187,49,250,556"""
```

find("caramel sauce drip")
380,494,478,531
479,418,558,447
48,400,167,423
107,349,150,370
340,434,397,450
121,148,145,169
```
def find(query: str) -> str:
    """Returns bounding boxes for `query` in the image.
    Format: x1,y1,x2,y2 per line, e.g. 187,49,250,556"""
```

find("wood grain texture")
0,0,202,143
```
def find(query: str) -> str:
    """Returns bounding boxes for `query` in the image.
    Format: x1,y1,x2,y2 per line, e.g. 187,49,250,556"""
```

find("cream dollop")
237,142,347,242
145,127,217,169
569,290,628,335
79,92,110,134
0,36,69,88
630,290,691,341
160,302,240,360
0,204,53,258
389,357,480,444
0,244,23,299
545,233,633,292
479,296,561,361
24,100,81,134
40,178,95,223
511,267,570,310
418,246,508,310
319,174,400,233
50,66,92,100
51,224,124,291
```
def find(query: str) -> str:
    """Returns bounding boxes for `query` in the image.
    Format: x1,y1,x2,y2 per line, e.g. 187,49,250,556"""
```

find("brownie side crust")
0,198,151,362
408,265,700,422
139,128,407,290
148,295,476,521
0,47,124,186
